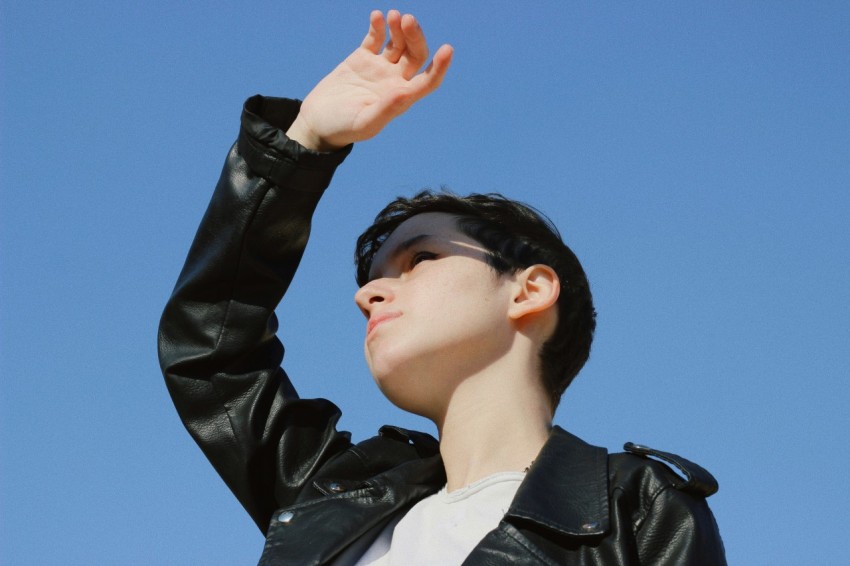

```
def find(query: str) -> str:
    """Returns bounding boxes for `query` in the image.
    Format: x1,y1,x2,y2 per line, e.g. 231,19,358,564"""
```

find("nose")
354,279,394,318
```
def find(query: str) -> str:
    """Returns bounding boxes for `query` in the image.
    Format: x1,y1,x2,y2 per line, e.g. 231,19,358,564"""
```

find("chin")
364,342,421,387
370,365,439,420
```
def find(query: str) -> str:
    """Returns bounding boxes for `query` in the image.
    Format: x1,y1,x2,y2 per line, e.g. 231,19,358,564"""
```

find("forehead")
369,212,477,276
383,212,462,243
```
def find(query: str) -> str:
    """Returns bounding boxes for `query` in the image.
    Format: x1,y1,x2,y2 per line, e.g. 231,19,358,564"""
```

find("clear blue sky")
2,2,848,564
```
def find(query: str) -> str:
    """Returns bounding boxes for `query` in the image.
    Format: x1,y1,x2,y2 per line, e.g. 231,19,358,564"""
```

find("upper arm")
158,96,354,531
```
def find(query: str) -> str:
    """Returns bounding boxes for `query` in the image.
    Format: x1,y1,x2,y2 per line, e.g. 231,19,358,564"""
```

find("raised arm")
158,11,450,533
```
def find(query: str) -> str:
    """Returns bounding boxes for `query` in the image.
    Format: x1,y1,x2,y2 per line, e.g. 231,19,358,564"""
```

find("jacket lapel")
505,426,610,537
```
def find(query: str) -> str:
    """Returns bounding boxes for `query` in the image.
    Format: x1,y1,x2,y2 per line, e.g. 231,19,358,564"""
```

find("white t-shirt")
353,471,526,566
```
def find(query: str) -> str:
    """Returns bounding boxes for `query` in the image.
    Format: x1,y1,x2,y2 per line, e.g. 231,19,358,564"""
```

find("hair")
355,190,596,410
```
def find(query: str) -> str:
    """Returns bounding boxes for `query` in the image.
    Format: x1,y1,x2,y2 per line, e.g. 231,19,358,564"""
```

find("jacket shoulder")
609,442,719,499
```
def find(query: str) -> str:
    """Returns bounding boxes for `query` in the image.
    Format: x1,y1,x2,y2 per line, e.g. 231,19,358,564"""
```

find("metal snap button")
328,482,345,493
581,521,600,532
278,511,294,524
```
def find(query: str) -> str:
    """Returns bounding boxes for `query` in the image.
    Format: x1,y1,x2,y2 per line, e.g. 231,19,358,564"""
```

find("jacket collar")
505,426,610,537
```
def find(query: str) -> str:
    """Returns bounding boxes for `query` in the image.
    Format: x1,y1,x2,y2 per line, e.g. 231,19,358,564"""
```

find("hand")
286,10,453,151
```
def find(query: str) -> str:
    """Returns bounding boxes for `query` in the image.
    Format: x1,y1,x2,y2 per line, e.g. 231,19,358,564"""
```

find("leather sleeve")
636,485,727,565
158,96,354,534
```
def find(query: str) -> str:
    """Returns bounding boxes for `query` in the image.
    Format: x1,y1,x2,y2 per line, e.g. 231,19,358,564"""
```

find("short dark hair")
355,190,596,410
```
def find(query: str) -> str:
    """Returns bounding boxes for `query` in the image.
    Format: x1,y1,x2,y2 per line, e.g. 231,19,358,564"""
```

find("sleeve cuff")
238,95,353,191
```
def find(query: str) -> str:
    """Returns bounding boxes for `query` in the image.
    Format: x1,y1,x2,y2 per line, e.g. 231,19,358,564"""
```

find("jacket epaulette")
624,442,719,497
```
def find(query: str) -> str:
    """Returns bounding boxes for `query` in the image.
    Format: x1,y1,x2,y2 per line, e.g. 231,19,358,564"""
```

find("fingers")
364,10,452,93
361,10,386,53
382,10,405,62
398,14,429,76
408,43,453,100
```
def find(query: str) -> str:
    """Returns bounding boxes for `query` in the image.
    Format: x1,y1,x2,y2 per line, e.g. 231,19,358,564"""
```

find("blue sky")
2,2,848,564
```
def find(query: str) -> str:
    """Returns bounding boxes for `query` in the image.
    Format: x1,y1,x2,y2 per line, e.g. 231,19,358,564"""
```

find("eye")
410,251,437,268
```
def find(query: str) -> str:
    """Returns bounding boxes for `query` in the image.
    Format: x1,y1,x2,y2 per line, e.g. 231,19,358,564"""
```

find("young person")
158,10,725,565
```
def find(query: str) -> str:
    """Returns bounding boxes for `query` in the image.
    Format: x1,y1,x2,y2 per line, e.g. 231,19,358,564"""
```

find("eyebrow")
370,234,433,280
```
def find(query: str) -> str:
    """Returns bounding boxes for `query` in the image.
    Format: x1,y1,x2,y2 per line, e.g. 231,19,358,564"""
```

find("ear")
507,264,560,322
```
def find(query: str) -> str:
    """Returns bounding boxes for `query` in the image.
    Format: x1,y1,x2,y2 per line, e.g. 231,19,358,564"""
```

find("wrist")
286,116,344,152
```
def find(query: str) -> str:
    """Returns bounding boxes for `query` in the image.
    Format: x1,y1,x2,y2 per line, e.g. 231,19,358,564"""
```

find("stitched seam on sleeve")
213,181,273,352
210,178,276,458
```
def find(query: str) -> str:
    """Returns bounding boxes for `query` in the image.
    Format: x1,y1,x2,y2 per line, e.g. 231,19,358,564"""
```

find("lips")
367,312,401,336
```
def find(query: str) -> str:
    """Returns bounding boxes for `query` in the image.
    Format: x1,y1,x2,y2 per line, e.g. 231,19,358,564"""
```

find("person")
158,10,725,565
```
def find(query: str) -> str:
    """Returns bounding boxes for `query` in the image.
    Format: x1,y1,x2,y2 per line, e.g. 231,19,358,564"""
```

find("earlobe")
508,264,560,321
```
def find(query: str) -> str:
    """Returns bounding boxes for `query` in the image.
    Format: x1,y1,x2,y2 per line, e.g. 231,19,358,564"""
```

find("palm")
289,11,452,150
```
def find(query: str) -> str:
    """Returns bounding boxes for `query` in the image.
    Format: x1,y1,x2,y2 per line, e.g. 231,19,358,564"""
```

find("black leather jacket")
158,96,726,565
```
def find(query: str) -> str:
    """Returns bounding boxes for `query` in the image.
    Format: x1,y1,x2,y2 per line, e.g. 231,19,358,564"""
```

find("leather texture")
159,96,726,565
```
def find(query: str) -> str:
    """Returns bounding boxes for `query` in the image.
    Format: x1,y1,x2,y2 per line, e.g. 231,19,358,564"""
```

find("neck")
433,352,553,492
